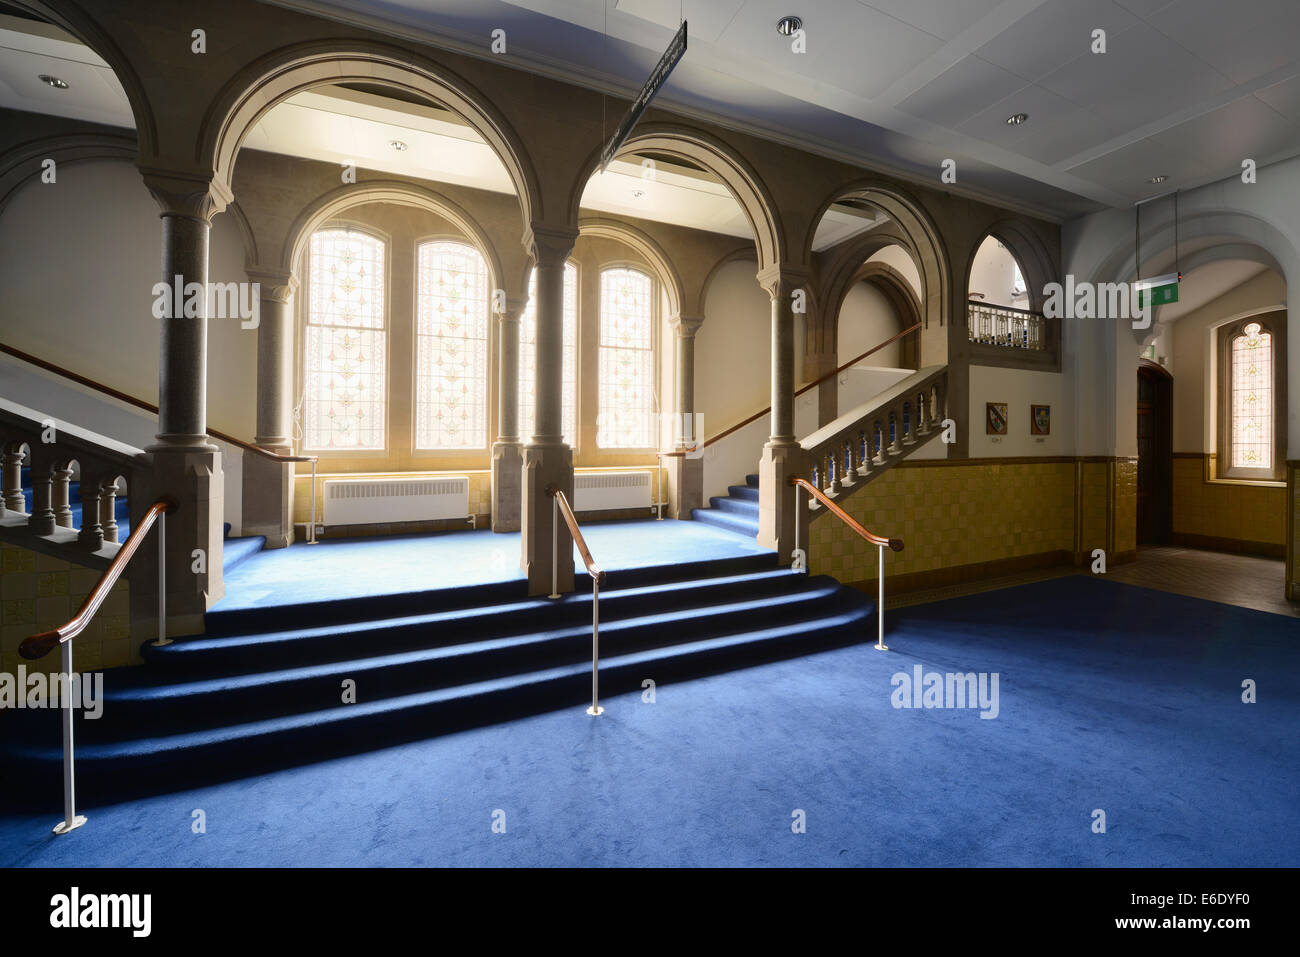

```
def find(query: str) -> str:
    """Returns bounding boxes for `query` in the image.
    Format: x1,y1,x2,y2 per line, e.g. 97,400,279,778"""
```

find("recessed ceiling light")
1148,175,1167,184
38,74,69,90
388,139,408,152
631,189,645,199
1005,112,1028,126
776,16,802,36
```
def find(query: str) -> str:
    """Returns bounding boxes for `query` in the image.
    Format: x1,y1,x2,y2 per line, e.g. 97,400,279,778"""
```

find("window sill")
1207,477,1286,489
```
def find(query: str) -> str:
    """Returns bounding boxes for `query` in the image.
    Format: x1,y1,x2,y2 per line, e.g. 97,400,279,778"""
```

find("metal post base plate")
586,705,604,716
53,815,87,835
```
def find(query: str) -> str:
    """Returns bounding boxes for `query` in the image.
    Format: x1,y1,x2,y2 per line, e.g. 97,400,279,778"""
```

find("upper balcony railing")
966,300,1048,351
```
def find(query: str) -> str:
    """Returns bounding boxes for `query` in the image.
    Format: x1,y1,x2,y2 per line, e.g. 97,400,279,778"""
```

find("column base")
491,440,523,533
666,452,704,519
521,442,574,597
241,449,294,548
129,445,224,648
758,441,806,562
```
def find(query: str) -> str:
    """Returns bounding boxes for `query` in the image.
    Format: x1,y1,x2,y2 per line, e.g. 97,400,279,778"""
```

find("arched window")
519,262,578,446
415,240,491,450
598,267,656,449
1218,314,1285,480
303,228,387,450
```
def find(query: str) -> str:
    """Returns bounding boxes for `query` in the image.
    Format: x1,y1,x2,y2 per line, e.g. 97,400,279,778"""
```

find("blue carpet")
221,536,264,575
693,472,760,538
2,575,1296,866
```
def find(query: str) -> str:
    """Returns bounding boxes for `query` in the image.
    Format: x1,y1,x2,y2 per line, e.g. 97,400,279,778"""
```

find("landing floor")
216,519,770,612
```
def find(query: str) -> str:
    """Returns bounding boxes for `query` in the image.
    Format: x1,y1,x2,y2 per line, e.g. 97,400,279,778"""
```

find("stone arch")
280,180,504,295
964,219,1056,315
0,132,138,218
12,1,157,161
200,41,542,231
804,180,949,331
828,262,922,370
699,246,759,310
567,123,783,274
578,216,683,318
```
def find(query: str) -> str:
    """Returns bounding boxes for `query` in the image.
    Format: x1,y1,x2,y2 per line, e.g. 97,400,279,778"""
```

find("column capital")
523,223,580,268
669,315,705,338
246,268,298,303
756,263,813,301
495,296,529,322
140,167,232,223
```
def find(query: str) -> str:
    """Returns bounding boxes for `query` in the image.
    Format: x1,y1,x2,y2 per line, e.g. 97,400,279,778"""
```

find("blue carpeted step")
710,495,759,519
745,474,759,487
691,507,759,538
7,600,873,797
728,484,760,503
222,536,265,574
106,579,855,731
143,569,809,675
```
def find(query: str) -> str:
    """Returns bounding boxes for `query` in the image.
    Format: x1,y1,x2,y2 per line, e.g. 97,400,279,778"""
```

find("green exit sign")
1136,274,1180,309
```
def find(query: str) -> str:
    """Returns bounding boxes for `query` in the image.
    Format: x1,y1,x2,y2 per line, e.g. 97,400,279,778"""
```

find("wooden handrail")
547,486,605,585
790,477,902,552
660,321,921,457
0,342,314,463
19,498,175,660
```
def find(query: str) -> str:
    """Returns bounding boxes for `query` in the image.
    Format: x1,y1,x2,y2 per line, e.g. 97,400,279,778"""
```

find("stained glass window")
598,267,655,448
303,229,387,450
414,241,491,450
1230,322,1272,470
518,262,578,446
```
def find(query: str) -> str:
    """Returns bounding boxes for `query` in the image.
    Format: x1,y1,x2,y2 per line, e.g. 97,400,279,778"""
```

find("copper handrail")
19,498,175,660
790,477,902,551
545,486,606,717
661,322,922,457
547,486,604,585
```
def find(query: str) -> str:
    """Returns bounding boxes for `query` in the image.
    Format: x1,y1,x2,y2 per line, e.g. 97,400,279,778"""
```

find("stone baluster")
52,462,74,527
826,449,840,497
840,439,856,487
902,402,915,445
101,476,120,544
916,391,930,435
857,430,872,478
77,468,105,551
3,443,26,513
888,410,901,455
28,461,56,535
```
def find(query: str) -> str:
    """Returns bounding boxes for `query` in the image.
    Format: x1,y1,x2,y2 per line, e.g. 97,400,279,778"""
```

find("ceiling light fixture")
1148,175,1167,184
776,16,802,36
1005,112,1028,126
38,74,69,90
388,139,408,152
631,189,645,199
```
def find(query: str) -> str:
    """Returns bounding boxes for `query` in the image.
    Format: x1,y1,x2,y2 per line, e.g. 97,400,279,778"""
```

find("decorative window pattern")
1229,322,1273,470
518,262,578,446
598,267,655,449
415,241,490,450
303,229,387,450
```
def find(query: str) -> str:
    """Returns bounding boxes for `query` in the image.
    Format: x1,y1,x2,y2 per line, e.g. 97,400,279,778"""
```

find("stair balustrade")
798,365,948,509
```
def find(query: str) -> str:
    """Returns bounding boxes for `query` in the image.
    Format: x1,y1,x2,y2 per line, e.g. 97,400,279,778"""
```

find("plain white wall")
969,235,1028,308
696,258,770,440
0,159,257,439
838,282,901,366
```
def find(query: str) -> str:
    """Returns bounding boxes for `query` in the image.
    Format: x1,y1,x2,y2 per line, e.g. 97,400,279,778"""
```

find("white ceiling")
256,0,1300,219
9,2,1300,226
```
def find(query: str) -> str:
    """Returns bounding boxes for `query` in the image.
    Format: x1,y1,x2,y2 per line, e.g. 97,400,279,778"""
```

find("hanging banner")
600,20,688,172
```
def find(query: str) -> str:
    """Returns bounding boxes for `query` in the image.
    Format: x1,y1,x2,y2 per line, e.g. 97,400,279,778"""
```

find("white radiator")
322,476,470,526
573,471,653,512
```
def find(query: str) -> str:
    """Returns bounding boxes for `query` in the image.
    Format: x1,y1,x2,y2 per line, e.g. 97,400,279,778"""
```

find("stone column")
521,224,579,596
135,171,231,637
2,444,25,513
52,463,74,527
243,270,298,548
27,460,56,536
667,315,704,519
755,265,810,561
492,297,527,533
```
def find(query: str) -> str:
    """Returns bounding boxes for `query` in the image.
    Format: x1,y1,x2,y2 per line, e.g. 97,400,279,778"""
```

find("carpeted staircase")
691,473,760,538
2,550,875,802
